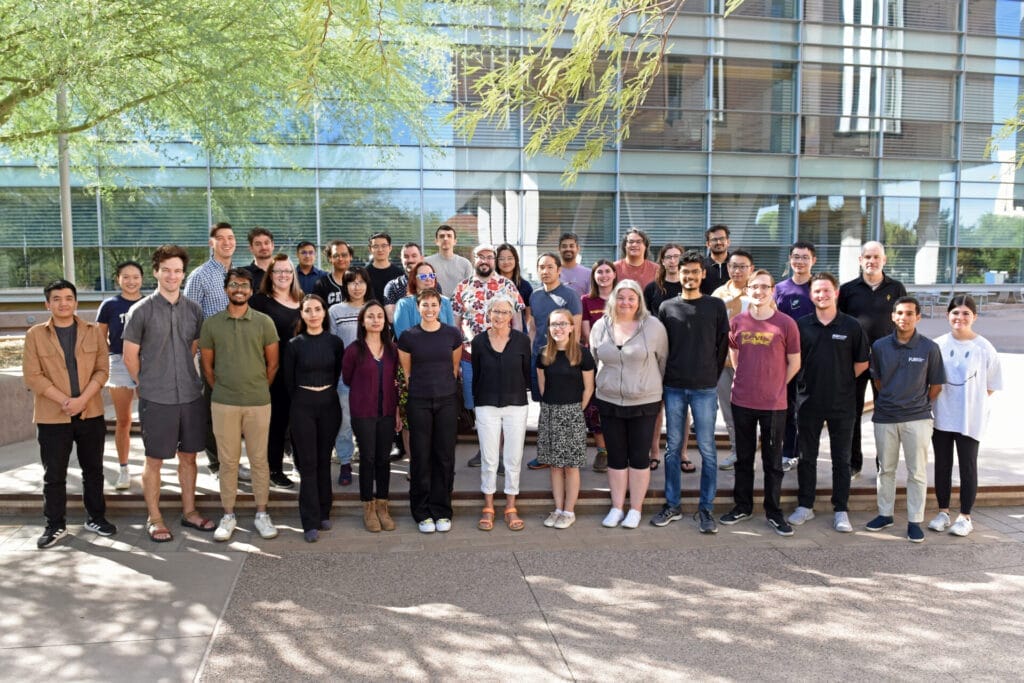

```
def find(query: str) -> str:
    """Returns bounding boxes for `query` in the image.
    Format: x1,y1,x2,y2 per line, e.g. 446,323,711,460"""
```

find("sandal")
181,511,216,532
147,518,174,543
680,458,697,473
478,507,495,532
649,458,661,471
504,507,525,531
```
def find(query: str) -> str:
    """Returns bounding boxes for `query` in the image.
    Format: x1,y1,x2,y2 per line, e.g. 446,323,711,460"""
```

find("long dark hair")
296,294,329,336
588,259,617,299
355,300,396,364
654,243,684,295
496,243,522,286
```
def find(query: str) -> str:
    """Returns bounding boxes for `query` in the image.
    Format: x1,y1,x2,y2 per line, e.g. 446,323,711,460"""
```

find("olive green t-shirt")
199,307,278,406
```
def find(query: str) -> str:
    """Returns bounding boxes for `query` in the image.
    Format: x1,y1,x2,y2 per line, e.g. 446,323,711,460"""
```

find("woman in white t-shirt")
928,295,1002,537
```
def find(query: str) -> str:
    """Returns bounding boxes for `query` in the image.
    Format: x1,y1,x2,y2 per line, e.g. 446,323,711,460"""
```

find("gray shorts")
106,354,137,389
139,396,207,460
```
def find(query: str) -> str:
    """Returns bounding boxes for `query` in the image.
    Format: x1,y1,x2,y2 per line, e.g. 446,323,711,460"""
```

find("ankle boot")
375,499,396,531
363,500,381,532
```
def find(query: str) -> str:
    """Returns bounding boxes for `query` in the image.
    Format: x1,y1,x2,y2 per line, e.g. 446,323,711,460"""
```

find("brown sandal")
504,507,525,531
478,507,495,531
147,518,174,543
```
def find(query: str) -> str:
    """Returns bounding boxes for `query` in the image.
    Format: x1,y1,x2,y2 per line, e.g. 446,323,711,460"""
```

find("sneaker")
435,518,452,532
928,511,952,532
338,463,352,486
270,471,295,489
320,519,332,531
304,529,319,543
697,509,718,534
84,518,117,537
238,465,251,482
850,469,861,480
949,515,973,537
907,522,925,543
467,451,481,467
782,457,799,472
527,457,549,470
718,453,737,470
254,512,278,539
214,514,237,542
418,518,436,534
115,467,130,490
650,505,683,527
719,508,751,525
768,516,795,536
621,509,642,529
553,512,576,529
37,525,67,549
592,449,608,473
833,511,853,533
602,508,625,528
787,506,815,526
543,510,561,528
865,515,895,532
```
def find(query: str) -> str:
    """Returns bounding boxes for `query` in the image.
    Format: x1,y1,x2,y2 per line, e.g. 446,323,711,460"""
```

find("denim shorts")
105,354,137,389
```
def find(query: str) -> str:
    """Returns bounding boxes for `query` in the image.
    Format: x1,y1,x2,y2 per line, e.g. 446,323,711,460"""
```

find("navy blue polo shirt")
870,330,945,424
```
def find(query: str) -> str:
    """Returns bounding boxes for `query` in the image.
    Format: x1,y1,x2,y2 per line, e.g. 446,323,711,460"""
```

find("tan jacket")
22,316,109,424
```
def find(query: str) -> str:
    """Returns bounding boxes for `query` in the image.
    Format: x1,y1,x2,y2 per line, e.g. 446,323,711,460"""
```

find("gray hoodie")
589,315,668,406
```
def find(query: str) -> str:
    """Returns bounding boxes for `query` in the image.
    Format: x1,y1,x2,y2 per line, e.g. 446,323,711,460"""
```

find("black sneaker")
907,522,925,543
37,525,67,549
768,516,794,537
84,518,117,536
467,451,482,467
865,515,895,532
719,509,751,525
270,471,295,489
650,505,683,527
697,509,718,534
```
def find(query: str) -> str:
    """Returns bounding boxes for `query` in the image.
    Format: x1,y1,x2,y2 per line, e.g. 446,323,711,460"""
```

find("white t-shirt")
932,333,1002,441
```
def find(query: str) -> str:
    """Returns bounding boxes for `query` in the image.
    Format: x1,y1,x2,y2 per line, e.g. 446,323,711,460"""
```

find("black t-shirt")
55,324,80,397
367,263,404,302
537,345,595,405
243,263,266,293
313,274,345,307
658,295,729,390
643,280,683,317
396,324,463,398
795,312,869,418
249,294,301,345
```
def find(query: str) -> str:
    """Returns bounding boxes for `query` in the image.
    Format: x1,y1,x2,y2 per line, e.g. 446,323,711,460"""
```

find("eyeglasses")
490,309,513,316
298,249,316,256
271,269,294,275
476,255,495,261
661,254,681,261
496,256,516,263
330,252,350,259
625,239,644,245
549,322,571,328
708,237,729,244
370,243,390,250
227,282,251,290
790,255,812,262
728,264,752,271
416,273,437,281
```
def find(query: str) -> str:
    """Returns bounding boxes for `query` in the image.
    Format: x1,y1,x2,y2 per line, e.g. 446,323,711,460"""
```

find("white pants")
874,419,933,523
716,366,737,459
475,404,529,496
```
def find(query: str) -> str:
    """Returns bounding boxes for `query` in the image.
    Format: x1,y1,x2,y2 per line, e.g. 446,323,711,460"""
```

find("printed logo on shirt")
908,356,925,363
739,331,775,346
831,333,848,341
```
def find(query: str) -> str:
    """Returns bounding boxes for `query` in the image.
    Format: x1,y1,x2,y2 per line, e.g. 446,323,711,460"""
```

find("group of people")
22,222,1001,548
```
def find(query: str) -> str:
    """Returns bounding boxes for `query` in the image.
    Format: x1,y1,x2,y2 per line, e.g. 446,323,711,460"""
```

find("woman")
397,289,463,533
282,295,344,543
590,279,668,528
250,253,303,489
343,301,401,532
393,262,454,337
471,297,531,531
496,243,533,331
928,295,1002,537
537,308,595,530
328,266,371,486
96,260,145,490
581,259,616,473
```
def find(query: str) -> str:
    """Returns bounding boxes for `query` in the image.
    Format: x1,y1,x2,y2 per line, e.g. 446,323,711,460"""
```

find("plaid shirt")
184,258,229,319
450,274,524,342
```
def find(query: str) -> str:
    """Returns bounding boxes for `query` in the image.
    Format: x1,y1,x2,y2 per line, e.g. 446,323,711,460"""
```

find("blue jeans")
663,387,718,510
460,360,474,410
334,382,355,465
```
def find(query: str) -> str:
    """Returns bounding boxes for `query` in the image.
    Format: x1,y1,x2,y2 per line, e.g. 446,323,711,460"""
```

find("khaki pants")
211,402,271,509
873,419,932,523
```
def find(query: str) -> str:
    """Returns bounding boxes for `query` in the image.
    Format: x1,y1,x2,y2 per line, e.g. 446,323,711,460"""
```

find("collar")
225,305,254,321
44,314,84,332
891,330,921,348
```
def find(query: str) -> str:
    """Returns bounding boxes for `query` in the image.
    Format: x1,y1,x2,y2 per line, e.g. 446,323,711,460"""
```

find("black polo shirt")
870,331,945,424
795,312,869,418
700,254,730,295
837,273,907,344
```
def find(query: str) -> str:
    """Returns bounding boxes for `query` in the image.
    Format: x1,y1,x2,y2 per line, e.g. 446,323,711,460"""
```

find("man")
711,249,755,470
384,242,434,320
652,251,729,534
774,241,818,472
700,224,732,295
242,227,275,292
719,269,801,536
866,296,944,543
838,241,907,477
451,244,525,467
295,241,326,294
613,227,658,287
314,239,354,306
200,268,281,542
366,232,403,302
787,273,869,533
557,231,591,298
23,279,115,549
123,245,214,543
425,224,473,295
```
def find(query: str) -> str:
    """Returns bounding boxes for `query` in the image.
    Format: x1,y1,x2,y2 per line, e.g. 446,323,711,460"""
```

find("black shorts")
139,396,208,459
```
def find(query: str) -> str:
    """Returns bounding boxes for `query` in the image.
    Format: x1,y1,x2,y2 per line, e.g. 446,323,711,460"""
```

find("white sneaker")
418,518,436,533
238,465,251,482
554,512,576,529
833,511,853,533
621,509,642,529
602,508,625,528
115,468,130,490
254,512,278,539
782,457,799,472
543,510,561,528
949,515,973,537
788,506,816,525
928,511,951,532
718,453,737,470
435,518,452,532
214,514,237,542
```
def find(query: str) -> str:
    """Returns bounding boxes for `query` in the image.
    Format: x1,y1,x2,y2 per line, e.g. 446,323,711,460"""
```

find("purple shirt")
773,278,813,322
560,264,591,299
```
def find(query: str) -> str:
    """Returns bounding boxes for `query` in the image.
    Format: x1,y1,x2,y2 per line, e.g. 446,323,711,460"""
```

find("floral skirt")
536,402,587,468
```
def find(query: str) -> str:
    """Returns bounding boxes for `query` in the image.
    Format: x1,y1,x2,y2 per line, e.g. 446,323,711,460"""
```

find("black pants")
599,407,658,470
202,378,219,469
407,394,457,522
850,372,876,472
932,429,979,514
781,379,798,460
731,404,785,519
37,416,107,526
290,388,341,532
267,377,292,473
352,415,394,502
796,413,855,512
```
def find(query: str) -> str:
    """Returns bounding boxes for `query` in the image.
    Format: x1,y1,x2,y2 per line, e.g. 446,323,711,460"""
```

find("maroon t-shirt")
728,310,800,411
581,295,606,327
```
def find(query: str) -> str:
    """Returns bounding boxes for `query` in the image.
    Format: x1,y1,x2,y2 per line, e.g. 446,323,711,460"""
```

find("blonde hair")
603,279,649,324
259,254,303,302
540,308,582,367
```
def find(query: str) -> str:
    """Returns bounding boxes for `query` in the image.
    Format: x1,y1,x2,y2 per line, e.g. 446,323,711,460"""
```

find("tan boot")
375,499,396,531
363,500,381,532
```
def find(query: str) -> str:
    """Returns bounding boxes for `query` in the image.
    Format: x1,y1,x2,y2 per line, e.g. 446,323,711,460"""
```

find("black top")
470,330,531,407
838,274,907,344
282,331,344,395
537,345,596,405
313,274,345,307
55,324,80,397
700,254,730,295
795,312,869,418
243,262,266,293
396,324,463,398
249,294,301,346
658,295,729,390
643,280,683,316
367,263,404,302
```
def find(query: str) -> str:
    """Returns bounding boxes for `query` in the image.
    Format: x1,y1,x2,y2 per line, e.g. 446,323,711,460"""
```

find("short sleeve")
580,346,596,371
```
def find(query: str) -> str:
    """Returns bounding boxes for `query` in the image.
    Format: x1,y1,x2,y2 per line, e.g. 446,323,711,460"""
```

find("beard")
475,263,492,277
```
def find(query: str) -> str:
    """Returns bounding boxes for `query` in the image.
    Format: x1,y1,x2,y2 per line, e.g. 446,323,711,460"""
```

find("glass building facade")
2,0,1024,293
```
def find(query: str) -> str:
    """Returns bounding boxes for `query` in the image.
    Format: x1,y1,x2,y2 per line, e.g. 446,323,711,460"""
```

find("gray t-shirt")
425,253,473,297
54,324,80,397
870,331,945,424
122,292,204,405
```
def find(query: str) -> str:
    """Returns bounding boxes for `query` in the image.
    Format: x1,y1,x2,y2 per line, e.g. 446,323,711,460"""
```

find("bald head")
859,241,887,284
